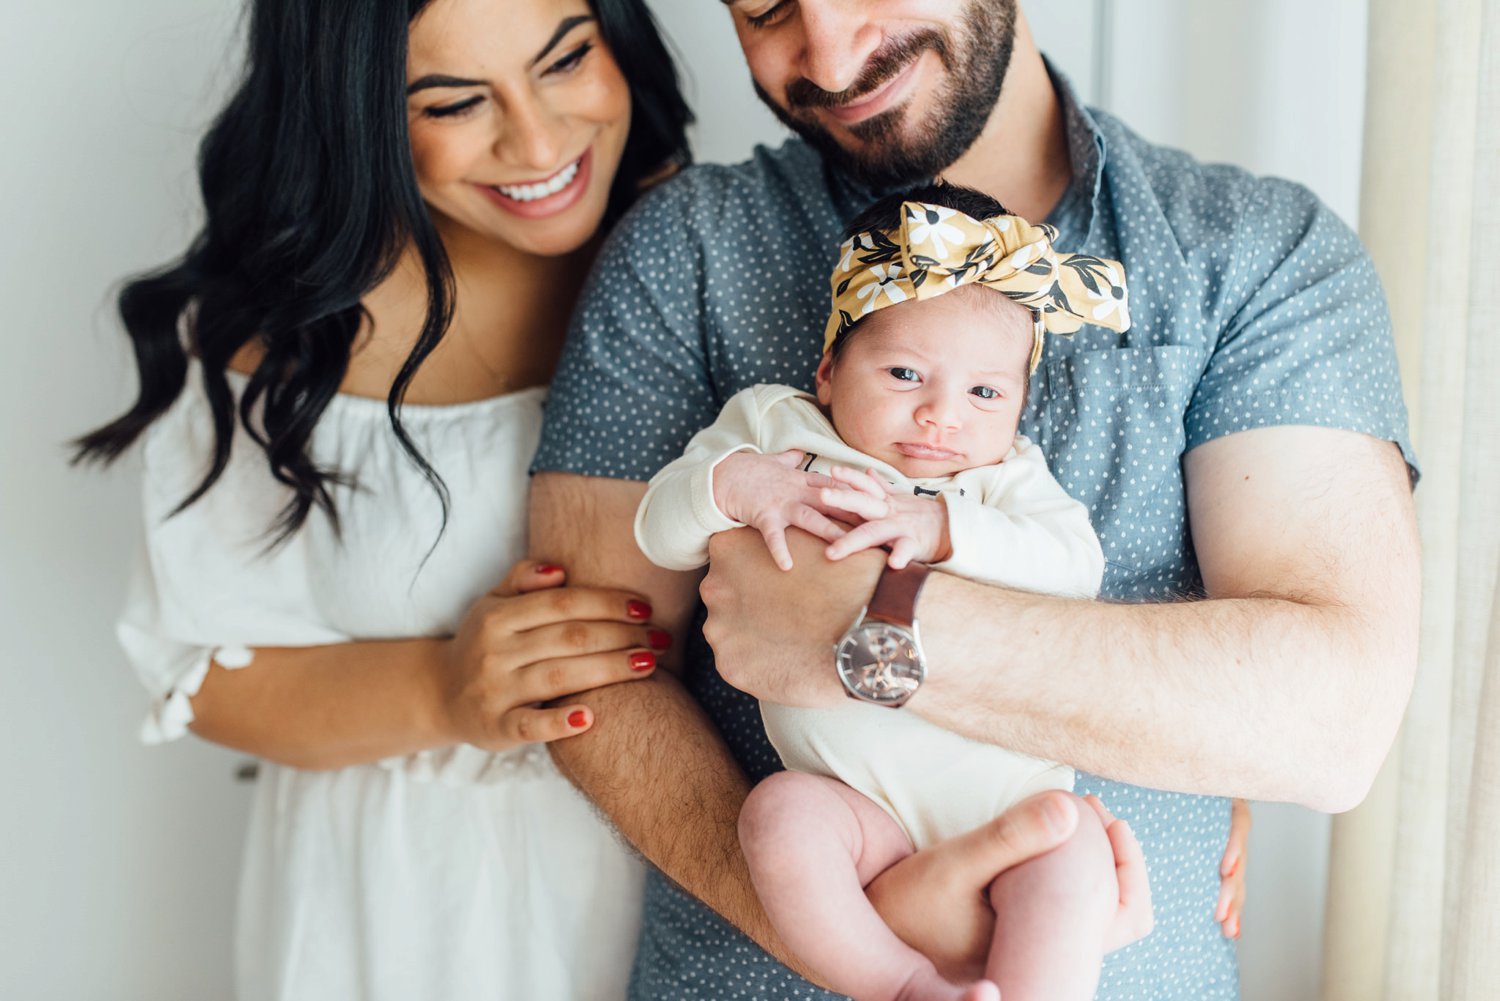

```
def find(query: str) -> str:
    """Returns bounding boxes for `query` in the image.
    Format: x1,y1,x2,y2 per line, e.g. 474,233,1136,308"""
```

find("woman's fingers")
487,585,655,634
500,704,598,745
514,647,659,704
508,619,665,664
490,559,566,598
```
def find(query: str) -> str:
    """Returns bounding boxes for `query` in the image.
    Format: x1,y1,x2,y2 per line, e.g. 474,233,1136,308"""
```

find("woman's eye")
888,367,919,382
745,1,792,29
424,96,483,119
971,386,1000,400
545,41,594,76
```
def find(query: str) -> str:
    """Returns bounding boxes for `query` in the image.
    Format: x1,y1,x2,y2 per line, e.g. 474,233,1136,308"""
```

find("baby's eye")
970,385,1000,400
888,367,919,382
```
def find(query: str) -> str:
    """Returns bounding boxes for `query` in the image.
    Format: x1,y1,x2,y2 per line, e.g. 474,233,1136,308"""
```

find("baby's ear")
814,353,835,405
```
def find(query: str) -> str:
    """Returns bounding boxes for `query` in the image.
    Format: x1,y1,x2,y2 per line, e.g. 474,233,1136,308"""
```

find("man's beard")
754,0,1018,190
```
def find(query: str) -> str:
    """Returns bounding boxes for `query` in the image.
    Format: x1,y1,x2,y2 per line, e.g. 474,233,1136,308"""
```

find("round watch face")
836,622,924,707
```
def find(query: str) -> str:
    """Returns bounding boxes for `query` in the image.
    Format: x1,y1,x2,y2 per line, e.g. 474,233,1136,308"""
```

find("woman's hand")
437,560,669,752
1216,798,1251,939
712,450,846,570
820,466,952,568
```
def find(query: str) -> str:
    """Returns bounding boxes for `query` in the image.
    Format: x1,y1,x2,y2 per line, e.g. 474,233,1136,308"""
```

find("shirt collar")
825,55,1108,244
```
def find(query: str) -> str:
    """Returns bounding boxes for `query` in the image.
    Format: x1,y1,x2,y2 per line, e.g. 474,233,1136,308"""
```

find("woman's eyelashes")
545,41,594,76
419,42,595,120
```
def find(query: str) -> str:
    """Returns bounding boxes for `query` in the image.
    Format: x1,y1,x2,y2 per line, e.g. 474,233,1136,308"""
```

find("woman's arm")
185,562,665,770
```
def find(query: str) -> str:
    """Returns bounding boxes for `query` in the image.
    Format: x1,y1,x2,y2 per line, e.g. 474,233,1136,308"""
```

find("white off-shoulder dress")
118,364,643,1001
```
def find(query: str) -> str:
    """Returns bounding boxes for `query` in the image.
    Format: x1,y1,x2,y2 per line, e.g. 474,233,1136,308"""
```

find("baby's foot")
959,982,1000,1001
892,969,1000,1001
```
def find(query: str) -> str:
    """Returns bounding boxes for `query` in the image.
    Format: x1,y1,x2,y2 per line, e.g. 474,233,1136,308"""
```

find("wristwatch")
834,562,932,708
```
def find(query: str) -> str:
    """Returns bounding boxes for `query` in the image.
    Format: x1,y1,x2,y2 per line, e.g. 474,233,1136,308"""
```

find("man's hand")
712,450,845,570
702,527,882,707
864,791,1153,982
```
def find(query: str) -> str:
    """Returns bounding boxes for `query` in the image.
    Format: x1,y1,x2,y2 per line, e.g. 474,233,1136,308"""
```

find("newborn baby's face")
815,285,1033,478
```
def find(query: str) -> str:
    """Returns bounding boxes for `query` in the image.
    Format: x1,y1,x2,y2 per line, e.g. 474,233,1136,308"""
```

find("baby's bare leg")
984,793,1118,1001
740,772,998,1001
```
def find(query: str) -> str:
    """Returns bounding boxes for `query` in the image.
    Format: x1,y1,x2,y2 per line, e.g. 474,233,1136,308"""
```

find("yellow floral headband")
824,200,1133,372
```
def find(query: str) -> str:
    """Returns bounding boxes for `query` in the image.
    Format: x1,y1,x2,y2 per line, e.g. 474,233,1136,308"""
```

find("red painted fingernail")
626,600,652,620
630,651,656,672
648,629,673,650
568,710,588,729
536,564,562,575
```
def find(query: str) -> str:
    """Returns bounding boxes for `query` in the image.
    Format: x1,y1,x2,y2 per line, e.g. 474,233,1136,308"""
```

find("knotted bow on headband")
824,201,1133,372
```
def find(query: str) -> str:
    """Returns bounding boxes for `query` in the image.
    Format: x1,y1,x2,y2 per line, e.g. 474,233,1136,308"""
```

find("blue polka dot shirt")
533,68,1417,1001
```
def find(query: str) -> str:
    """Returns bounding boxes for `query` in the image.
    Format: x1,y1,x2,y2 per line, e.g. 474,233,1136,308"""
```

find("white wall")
0,2,1366,999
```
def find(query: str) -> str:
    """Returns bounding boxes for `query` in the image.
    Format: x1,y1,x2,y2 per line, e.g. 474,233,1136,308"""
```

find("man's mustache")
783,30,948,111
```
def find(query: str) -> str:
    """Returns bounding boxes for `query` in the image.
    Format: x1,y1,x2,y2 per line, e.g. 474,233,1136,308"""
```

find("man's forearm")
546,675,808,967
705,428,1420,813
916,578,1405,811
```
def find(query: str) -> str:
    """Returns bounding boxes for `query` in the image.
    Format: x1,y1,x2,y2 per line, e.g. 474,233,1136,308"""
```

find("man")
530,1,1420,997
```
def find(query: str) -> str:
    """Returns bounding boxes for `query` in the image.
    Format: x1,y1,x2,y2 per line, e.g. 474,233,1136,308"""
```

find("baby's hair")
829,182,1025,365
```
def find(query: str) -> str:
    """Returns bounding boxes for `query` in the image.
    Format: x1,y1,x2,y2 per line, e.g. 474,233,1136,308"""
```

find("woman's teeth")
494,159,581,202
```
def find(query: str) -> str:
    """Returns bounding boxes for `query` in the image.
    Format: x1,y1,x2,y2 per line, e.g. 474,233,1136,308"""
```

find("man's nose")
494,92,563,173
797,0,883,96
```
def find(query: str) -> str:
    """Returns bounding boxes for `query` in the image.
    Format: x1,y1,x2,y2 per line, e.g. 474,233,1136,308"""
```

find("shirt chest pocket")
1025,345,1202,594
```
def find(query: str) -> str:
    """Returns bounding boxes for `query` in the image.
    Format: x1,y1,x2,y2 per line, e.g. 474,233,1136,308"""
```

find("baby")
635,183,1140,1001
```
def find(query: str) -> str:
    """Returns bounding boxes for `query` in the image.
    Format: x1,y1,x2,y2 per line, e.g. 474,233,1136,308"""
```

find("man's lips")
895,441,960,461
824,57,922,125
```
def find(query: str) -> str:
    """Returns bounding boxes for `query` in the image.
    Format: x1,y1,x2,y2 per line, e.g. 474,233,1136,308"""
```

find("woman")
76,0,689,997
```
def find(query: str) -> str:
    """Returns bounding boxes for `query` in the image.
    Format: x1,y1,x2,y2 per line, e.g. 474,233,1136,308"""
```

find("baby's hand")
821,466,951,569
712,450,847,571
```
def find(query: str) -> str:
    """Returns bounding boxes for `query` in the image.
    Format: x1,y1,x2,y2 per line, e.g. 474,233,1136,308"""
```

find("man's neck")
938,12,1072,223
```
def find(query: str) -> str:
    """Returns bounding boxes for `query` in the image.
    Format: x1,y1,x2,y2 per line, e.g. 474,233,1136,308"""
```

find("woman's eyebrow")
407,74,485,95
528,15,595,69
406,15,595,94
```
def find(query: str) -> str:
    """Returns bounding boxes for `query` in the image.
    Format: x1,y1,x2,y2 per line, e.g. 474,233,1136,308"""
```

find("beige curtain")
1322,0,1500,998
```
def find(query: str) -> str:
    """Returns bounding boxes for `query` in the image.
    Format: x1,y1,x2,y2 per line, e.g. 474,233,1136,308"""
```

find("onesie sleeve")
118,380,344,743
633,386,773,571
933,438,1105,598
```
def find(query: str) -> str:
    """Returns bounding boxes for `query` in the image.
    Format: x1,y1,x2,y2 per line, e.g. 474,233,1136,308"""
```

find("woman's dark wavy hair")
74,0,691,545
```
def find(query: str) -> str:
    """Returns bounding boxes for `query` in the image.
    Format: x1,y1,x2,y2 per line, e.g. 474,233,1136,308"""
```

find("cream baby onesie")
635,383,1104,849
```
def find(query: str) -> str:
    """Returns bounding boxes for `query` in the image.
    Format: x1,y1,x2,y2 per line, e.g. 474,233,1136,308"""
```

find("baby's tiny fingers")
792,506,847,543
888,536,920,569
829,465,886,497
821,486,890,521
763,526,794,571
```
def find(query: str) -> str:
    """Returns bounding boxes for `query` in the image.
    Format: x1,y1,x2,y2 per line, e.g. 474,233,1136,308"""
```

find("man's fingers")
953,791,1078,874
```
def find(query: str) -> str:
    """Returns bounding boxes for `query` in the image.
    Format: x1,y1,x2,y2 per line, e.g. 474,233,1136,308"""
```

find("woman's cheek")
408,121,484,188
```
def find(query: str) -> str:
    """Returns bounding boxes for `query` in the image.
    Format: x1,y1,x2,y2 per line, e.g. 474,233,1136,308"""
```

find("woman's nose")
494,93,563,173
797,0,883,96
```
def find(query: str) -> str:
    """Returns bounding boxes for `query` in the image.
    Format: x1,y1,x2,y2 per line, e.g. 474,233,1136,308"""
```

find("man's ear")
814,353,835,405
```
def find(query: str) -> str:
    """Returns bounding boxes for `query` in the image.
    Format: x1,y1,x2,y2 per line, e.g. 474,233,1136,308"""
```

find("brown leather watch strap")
865,563,932,629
